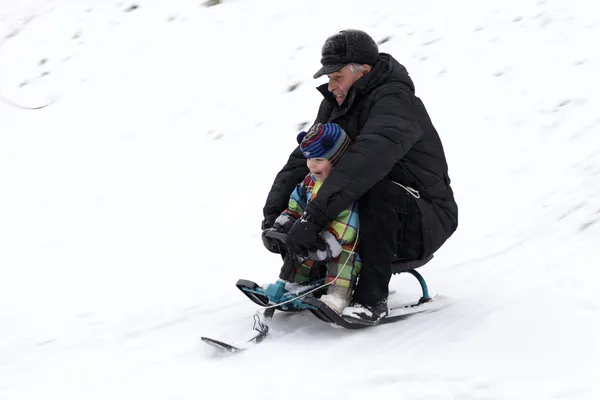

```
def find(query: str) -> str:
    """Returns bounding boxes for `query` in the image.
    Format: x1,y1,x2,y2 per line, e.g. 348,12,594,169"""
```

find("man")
261,29,458,324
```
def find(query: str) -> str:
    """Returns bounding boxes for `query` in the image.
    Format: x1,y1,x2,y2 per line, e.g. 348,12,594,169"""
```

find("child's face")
307,158,333,181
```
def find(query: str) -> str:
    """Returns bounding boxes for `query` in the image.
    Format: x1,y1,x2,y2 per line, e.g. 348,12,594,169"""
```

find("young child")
268,123,361,314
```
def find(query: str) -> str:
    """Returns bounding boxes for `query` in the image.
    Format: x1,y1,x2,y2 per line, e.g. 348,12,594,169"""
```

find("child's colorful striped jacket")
279,173,361,289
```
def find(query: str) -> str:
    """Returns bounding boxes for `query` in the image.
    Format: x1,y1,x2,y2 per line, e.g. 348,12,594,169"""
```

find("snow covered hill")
1,0,599,399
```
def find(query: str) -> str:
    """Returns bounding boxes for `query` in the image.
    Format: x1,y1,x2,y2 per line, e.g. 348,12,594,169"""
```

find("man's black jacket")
263,53,458,257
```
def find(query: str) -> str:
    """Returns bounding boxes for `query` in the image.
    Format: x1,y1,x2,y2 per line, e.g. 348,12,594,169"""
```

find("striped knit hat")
297,123,351,165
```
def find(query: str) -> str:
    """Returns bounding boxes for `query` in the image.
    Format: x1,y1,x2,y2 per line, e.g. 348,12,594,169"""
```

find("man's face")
327,65,368,105
306,158,333,182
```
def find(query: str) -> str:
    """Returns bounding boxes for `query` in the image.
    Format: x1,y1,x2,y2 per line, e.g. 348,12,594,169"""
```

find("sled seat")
391,254,433,274
390,254,434,301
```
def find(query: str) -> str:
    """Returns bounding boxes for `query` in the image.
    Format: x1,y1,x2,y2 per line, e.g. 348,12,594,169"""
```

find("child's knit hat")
297,123,351,165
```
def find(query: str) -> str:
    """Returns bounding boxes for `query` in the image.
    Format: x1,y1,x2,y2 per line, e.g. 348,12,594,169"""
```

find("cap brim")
313,63,346,79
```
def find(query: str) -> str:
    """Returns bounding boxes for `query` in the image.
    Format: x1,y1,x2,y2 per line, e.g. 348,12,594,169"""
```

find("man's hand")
286,212,327,257
261,228,281,254
261,214,278,230
261,215,295,254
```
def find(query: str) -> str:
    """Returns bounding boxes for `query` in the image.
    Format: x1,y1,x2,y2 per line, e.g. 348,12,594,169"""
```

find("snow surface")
1,0,599,398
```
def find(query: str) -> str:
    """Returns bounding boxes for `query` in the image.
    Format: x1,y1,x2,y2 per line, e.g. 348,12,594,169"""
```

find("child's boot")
319,284,352,314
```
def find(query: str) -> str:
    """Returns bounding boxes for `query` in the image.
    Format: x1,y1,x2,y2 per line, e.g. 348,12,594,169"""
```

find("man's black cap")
313,29,379,79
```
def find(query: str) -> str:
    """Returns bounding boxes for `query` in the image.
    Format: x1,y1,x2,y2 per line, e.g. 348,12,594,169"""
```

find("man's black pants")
353,180,424,306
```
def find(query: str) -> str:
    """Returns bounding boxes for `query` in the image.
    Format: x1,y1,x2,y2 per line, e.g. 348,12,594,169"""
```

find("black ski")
201,328,269,353
201,308,273,353
201,337,245,353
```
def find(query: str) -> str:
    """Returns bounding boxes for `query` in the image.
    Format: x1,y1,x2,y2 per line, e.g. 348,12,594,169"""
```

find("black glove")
286,212,327,257
262,215,294,254
261,214,278,230
262,229,281,253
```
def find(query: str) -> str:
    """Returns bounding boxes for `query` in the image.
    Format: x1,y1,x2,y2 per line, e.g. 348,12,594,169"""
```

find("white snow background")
1,0,599,399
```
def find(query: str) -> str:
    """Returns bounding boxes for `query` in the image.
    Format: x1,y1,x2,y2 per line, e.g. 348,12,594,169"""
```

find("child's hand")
320,231,343,258
273,215,294,234
305,231,343,261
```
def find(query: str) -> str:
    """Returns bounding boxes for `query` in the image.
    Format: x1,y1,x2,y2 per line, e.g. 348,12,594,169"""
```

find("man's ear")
362,64,372,75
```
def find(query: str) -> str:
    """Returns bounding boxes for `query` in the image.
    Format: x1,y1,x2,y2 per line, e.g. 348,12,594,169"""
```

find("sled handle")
263,230,288,242
263,230,296,282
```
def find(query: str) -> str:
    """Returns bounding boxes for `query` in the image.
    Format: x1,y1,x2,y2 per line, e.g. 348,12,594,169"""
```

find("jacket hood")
354,53,415,94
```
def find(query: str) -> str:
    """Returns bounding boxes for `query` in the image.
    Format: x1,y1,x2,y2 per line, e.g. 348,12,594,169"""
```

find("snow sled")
201,231,440,353
236,231,434,329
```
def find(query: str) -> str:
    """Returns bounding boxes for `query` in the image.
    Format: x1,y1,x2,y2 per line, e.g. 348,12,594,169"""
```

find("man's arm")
305,93,423,224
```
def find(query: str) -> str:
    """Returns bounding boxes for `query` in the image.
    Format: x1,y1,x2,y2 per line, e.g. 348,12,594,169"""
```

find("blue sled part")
264,280,286,301
241,282,320,311
390,255,433,303
406,269,431,301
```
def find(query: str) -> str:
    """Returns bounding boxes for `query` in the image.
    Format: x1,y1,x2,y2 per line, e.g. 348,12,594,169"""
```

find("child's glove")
320,231,343,257
307,231,343,261
272,215,294,234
